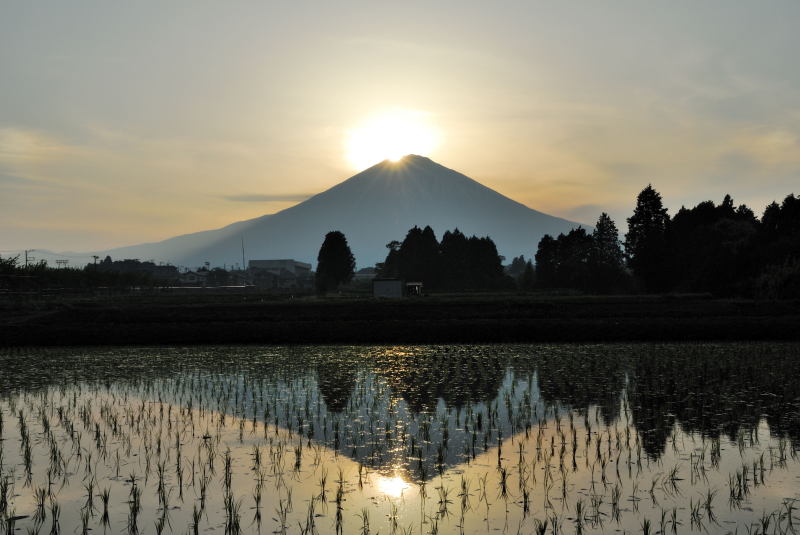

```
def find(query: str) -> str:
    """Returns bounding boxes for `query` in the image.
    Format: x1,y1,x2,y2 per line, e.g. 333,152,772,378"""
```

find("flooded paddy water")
0,343,799,534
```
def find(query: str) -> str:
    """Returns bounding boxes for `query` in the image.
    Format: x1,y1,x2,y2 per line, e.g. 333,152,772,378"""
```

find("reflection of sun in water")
346,109,440,170
376,474,411,498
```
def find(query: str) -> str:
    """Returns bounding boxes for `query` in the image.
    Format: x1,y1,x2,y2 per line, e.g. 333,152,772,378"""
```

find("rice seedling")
355,507,370,535
0,343,797,533
48,500,60,535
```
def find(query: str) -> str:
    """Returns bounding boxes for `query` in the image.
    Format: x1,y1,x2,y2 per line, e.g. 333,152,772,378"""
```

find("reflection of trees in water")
2,344,799,464
315,358,357,413
370,346,509,412
627,344,800,458
533,346,624,425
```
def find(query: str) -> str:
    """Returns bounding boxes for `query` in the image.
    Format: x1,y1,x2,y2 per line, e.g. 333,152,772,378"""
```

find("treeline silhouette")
534,212,627,293
534,187,800,297
377,226,512,291
0,255,158,290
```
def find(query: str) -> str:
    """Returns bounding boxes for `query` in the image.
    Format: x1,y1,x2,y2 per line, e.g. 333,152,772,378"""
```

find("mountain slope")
102,155,587,268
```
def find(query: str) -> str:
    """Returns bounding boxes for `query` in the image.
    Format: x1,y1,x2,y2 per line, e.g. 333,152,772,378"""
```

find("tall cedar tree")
534,234,558,288
625,185,670,291
397,226,441,289
589,213,626,292
439,229,470,289
315,231,356,294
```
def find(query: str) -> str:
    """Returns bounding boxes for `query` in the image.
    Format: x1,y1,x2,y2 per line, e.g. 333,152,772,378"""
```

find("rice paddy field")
0,343,799,534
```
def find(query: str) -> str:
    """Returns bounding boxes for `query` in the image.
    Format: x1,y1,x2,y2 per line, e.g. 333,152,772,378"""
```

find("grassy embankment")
1,290,799,346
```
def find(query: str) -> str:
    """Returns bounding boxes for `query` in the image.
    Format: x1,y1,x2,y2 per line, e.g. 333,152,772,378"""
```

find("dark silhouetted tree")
753,194,800,298
506,255,527,280
534,229,592,290
466,235,506,288
315,231,355,294
669,195,758,295
589,213,627,292
440,229,470,289
519,260,536,290
419,225,442,288
397,226,441,289
760,194,800,264
377,240,401,278
557,228,593,289
534,234,558,288
625,185,670,291
381,226,507,291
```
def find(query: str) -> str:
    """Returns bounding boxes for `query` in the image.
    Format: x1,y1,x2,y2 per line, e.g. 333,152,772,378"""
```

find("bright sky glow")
345,110,440,170
2,2,800,252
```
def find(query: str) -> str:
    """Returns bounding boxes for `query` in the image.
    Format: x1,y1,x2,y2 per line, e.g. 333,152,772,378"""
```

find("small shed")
373,279,404,298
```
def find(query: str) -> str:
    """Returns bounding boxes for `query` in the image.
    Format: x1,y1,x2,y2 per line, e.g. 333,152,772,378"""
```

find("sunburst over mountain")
100,155,585,268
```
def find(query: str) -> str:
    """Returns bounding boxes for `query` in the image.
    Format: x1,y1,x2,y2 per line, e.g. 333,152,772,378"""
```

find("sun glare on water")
346,109,440,170
375,474,412,498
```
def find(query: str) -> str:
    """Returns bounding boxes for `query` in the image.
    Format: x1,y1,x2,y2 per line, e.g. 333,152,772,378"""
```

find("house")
248,259,313,290
179,270,208,286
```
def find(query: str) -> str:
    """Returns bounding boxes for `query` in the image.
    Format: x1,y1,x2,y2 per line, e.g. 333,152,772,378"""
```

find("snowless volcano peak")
97,156,587,268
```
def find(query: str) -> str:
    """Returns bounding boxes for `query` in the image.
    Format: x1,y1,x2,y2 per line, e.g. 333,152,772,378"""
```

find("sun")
345,109,440,170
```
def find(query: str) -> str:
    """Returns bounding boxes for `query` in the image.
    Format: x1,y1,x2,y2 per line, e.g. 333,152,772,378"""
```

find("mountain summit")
104,155,585,268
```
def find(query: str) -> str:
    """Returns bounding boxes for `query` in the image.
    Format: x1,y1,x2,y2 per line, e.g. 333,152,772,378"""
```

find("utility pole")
92,255,99,264
241,236,246,271
24,249,34,267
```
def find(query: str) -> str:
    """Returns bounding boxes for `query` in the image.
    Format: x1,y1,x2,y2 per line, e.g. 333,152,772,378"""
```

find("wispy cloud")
223,193,313,203
0,127,75,163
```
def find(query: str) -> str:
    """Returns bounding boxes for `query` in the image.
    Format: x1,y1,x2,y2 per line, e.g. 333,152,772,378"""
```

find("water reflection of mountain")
2,343,799,471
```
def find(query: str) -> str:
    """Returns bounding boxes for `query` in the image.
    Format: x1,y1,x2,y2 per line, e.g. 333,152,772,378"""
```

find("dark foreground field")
2,291,799,346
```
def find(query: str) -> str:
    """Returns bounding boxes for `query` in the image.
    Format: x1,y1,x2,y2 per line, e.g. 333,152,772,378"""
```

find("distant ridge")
99,155,587,268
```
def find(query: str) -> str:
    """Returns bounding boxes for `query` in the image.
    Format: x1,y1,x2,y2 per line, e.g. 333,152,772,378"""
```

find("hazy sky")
2,1,799,253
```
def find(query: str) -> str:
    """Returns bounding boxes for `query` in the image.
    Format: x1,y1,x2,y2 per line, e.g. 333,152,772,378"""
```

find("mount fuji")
100,155,587,268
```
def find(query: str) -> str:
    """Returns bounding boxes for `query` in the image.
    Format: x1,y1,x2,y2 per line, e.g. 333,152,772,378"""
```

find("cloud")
223,193,313,203
0,128,73,163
